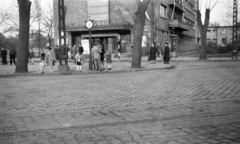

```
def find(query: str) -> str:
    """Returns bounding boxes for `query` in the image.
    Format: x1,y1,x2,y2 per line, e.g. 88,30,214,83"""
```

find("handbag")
52,60,56,66
148,55,151,61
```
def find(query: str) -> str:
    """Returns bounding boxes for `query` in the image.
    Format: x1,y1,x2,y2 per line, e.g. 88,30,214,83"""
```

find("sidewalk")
0,58,174,76
0,55,239,76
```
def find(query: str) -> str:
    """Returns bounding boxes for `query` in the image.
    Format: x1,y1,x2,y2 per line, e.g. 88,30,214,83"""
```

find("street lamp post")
85,19,94,70
89,28,93,70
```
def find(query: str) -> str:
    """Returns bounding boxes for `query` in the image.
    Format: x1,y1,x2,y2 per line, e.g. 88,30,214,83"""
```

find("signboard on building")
81,39,90,54
88,0,109,22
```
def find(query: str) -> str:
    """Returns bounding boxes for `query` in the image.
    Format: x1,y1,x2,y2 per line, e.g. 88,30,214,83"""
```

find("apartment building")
207,26,232,46
53,0,197,54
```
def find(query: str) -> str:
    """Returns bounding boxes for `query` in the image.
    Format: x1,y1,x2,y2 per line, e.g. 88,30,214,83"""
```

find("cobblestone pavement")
0,62,240,143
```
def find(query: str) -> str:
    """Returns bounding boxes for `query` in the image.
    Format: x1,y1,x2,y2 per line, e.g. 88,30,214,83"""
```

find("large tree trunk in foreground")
15,0,31,73
196,9,210,59
131,0,151,68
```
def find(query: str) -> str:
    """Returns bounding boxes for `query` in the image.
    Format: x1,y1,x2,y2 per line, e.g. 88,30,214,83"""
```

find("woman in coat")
45,47,56,73
149,43,157,64
163,43,170,64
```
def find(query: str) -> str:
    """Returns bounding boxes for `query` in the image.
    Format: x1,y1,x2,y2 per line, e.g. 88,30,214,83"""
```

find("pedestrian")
78,44,84,54
1,46,8,65
72,45,77,64
149,42,157,64
29,49,34,65
75,51,82,72
117,38,121,60
105,51,112,70
9,46,17,65
99,44,105,69
39,60,45,73
163,43,170,64
40,49,45,62
91,43,102,71
68,50,71,60
45,47,55,73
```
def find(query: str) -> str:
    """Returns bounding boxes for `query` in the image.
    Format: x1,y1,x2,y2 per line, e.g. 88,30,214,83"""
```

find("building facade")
207,26,232,46
53,0,197,54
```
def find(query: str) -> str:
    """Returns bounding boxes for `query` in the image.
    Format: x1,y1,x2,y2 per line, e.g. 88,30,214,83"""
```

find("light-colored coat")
91,45,101,59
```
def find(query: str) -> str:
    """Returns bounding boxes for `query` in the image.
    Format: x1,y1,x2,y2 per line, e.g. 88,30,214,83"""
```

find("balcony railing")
169,19,193,31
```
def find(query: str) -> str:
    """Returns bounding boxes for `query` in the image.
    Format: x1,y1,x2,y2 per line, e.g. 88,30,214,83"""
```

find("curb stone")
0,66,175,78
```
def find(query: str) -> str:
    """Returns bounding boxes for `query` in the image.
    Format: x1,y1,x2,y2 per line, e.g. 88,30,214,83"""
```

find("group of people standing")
1,46,17,65
91,42,112,71
70,42,112,72
149,42,171,64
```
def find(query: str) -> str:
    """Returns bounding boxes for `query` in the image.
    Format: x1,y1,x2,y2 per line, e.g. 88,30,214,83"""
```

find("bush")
226,44,232,51
219,46,228,53
206,42,217,54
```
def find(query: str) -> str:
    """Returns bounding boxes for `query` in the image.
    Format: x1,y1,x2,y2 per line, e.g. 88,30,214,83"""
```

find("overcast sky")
0,0,233,35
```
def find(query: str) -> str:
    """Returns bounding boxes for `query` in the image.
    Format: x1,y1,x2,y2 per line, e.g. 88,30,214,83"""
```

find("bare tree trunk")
131,0,151,68
15,0,31,73
196,9,210,59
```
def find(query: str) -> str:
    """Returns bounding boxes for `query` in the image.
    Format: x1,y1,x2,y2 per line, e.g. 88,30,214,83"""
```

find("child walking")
75,51,82,72
39,61,45,73
105,52,112,70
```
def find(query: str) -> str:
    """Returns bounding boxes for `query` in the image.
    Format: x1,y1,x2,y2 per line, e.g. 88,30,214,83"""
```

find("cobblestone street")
0,62,240,144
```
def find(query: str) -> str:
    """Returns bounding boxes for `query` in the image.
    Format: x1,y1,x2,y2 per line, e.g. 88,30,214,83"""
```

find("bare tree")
4,0,41,34
221,0,240,26
131,0,151,68
0,10,10,26
209,21,220,27
41,3,54,47
0,33,6,46
15,0,31,73
196,0,219,59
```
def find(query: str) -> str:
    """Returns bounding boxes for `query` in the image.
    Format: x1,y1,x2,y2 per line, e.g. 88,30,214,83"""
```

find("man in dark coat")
9,46,17,65
149,43,157,64
163,43,170,64
1,46,7,65
78,44,84,54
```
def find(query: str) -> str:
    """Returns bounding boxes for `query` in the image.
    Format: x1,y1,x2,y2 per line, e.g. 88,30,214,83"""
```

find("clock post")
85,20,94,70
89,28,93,70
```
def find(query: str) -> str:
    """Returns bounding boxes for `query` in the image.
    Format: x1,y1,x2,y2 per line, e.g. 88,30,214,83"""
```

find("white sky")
0,0,234,35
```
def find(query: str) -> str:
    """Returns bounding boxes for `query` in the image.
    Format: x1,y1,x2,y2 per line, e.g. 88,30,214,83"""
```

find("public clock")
85,20,94,29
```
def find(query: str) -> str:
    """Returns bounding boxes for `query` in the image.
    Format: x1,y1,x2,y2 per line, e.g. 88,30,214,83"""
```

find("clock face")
86,20,93,29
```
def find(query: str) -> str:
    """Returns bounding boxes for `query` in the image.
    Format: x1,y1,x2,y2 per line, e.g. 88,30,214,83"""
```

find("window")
160,4,166,18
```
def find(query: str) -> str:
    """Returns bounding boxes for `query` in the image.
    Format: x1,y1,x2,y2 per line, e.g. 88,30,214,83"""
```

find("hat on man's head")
94,42,99,46
46,43,50,48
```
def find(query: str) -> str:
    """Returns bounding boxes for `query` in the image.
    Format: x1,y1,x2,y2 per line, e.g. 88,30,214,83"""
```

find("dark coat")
100,47,105,62
1,49,7,57
163,46,170,62
149,46,157,61
79,46,84,54
10,49,16,56
106,53,112,63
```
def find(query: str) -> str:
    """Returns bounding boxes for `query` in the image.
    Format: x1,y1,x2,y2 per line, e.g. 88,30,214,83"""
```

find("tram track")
1,97,240,119
0,110,239,136
0,100,240,136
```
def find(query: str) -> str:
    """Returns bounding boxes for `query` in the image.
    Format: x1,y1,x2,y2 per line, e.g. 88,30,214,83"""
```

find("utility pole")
232,0,238,60
37,0,41,55
58,0,70,71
